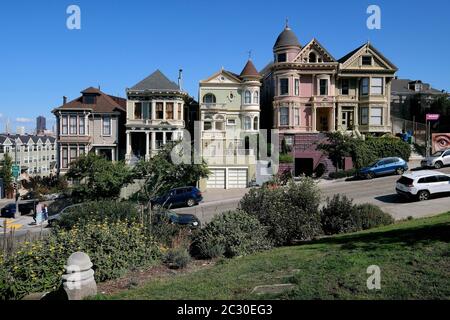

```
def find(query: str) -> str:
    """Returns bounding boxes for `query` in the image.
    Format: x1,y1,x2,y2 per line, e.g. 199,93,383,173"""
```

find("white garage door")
207,169,226,189
228,169,248,189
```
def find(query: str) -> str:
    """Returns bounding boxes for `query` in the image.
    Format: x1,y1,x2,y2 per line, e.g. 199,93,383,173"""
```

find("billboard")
432,133,450,153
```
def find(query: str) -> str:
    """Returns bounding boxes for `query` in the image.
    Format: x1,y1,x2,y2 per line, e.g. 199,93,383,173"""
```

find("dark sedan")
155,210,201,229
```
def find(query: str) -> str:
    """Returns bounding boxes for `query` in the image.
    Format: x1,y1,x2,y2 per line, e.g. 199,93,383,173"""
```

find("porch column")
146,132,150,160
126,131,132,156
331,106,336,132
337,105,342,131
151,132,156,154
163,132,167,145
111,148,116,162
151,101,156,120
163,102,166,120
354,106,359,131
312,107,317,132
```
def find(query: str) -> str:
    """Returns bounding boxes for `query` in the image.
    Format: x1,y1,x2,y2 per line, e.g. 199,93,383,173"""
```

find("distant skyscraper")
36,116,46,135
16,126,26,135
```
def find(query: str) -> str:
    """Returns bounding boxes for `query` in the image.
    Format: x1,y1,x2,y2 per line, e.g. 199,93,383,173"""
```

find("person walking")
43,204,49,221
35,201,43,225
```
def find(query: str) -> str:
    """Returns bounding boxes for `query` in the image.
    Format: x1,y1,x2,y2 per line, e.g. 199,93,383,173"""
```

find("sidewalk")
201,188,251,203
0,214,48,234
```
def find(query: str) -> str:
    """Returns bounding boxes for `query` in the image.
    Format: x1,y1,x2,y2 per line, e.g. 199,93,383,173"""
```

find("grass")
95,213,450,300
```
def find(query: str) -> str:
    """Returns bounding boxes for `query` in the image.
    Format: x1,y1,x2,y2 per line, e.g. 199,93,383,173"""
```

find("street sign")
12,165,20,178
426,114,440,121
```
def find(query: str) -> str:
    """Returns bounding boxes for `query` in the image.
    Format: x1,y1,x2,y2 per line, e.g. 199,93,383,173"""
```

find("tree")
317,132,358,171
0,153,13,193
66,153,134,201
133,142,210,211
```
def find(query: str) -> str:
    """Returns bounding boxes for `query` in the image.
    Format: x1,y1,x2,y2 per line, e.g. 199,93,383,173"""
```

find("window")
341,79,349,95
253,91,259,104
371,78,383,95
280,79,289,95
253,117,259,130
245,90,252,104
285,135,294,146
204,122,212,131
69,116,77,135
438,175,450,182
360,107,369,125
419,176,439,184
103,116,111,136
62,148,68,168
156,103,164,119
79,117,85,135
244,117,252,130
277,53,287,62
309,52,317,63
178,103,182,120
134,103,142,119
294,108,300,126
361,78,369,95
166,103,174,119
84,95,96,104
70,148,77,163
362,56,372,66
155,132,164,149
295,79,300,96
61,117,68,135
203,93,216,104
227,119,236,126
319,79,328,96
370,107,383,125
280,107,289,126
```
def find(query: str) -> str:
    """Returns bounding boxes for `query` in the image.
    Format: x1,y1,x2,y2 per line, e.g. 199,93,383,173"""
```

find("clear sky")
0,0,449,133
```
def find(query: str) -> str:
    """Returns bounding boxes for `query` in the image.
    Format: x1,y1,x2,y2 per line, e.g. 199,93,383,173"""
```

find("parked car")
358,157,408,179
396,170,450,201
151,187,203,209
421,149,450,169
47,203,84,227
154,210,201,229
0,201,37,218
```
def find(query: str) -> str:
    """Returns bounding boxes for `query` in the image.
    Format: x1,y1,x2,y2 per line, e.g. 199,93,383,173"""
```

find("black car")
154,210,201,229
151,187,203,209
0,201,36,218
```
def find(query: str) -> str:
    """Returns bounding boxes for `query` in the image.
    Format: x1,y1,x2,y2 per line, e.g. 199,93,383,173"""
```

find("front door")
341,110,354,131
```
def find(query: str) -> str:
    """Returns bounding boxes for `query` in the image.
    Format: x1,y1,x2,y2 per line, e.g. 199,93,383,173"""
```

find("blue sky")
0,0,449,133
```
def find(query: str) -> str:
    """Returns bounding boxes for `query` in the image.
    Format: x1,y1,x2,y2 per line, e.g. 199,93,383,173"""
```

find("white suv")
421,149,450,169
396,170,450,201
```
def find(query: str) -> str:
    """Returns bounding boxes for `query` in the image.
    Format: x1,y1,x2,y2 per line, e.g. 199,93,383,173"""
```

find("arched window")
309,52,317,63
253,91,259,104
244,116,252,130
203,93,216,104
244,90,252,104
253,117,259,131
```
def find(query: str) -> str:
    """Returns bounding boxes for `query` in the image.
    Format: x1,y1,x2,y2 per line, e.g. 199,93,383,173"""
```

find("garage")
206,168,226,189
227,168,248,189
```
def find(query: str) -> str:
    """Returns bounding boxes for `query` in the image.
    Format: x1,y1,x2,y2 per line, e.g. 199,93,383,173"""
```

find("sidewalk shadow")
374,194,409,204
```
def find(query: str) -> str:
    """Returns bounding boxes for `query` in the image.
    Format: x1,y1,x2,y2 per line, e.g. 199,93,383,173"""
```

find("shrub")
192,210,272,259
328,169,357,180
56,201,140,229
240,178,323,246
321,195,394,235
279,153,294,164
163,248,191,269
0,219,161,300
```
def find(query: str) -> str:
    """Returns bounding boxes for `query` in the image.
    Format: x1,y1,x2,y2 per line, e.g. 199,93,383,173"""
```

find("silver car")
421,149,450,169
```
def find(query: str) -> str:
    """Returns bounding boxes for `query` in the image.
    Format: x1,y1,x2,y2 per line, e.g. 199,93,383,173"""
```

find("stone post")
62,252,97,300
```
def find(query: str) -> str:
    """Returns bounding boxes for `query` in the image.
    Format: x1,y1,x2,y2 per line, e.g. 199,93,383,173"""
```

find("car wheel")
434,161,443,169
186,198,196,207
396,168,405,175
417,190,430,201
366,172,375,180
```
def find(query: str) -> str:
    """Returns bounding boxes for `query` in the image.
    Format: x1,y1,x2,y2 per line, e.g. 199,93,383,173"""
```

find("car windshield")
431,151,443,157
369,161,379,167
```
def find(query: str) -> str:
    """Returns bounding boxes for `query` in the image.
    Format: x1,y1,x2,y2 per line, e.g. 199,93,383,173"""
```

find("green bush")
56,201,140,229
192,210,272,259
163,248,191,269
240,179,323,246
279,153,294,164
328,169,357,179
321,195,394,235
0,219,161,300
353,137,411,169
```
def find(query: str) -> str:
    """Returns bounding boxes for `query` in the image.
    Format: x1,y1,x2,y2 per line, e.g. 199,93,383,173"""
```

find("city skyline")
1,0,449,132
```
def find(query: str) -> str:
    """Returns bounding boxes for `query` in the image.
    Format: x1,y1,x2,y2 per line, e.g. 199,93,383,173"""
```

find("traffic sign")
426,114,440,121
12,165,20,178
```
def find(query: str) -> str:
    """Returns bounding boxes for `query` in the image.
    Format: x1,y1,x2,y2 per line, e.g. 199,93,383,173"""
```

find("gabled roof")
338,42,398,71
53,87,126,114
294,38,336,63
392,78,444,95
0,134,56,145
240,59,260,78
201,68,243,84
130,70,180,91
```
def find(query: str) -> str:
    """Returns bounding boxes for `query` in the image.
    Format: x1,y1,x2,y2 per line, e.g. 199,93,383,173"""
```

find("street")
173,167,450,224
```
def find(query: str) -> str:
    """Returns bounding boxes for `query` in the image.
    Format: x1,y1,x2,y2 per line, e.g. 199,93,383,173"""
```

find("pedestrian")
43,204,49,221
35,201,42,225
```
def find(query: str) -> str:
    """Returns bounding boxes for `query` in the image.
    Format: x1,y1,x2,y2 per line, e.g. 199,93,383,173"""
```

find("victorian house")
52,87,126,174
198,60,261,189
261,23,397,176
125,70,186,163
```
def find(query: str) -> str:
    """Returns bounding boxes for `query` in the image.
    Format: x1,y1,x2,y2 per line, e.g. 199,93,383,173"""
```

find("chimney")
178,69,183,91
63,96,67,104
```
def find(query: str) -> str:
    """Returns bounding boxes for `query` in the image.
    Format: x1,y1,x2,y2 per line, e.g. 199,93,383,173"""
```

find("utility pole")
14,139,20,217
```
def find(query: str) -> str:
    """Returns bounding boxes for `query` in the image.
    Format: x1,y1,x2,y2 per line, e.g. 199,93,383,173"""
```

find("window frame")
280,107,289,126
294,78,300,96
102,116,111,136
244,90,252,104
341,79,350,95
371,77,384,95
370,107,383,126
361,78,369,96
69,116,77,135
319,79,328,96
360,107,369,125
279,78,289,96
362,56,373,66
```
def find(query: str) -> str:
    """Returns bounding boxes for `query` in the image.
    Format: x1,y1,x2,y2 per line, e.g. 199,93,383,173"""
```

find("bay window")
370,107,383,125
319,79,328,96
361,78,369,95
280,79,289,95
280,107,289,126
371,78,383,95
360,107,369,125
103,116,111,136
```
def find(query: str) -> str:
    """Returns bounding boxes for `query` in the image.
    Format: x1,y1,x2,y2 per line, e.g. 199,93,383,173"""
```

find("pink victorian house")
261,23,397,176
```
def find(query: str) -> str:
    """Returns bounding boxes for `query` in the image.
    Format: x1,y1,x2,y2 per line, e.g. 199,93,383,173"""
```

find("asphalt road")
174,167,450,224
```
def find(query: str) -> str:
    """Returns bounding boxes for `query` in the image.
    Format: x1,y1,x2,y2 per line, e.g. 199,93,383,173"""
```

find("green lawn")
97,213,450,300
